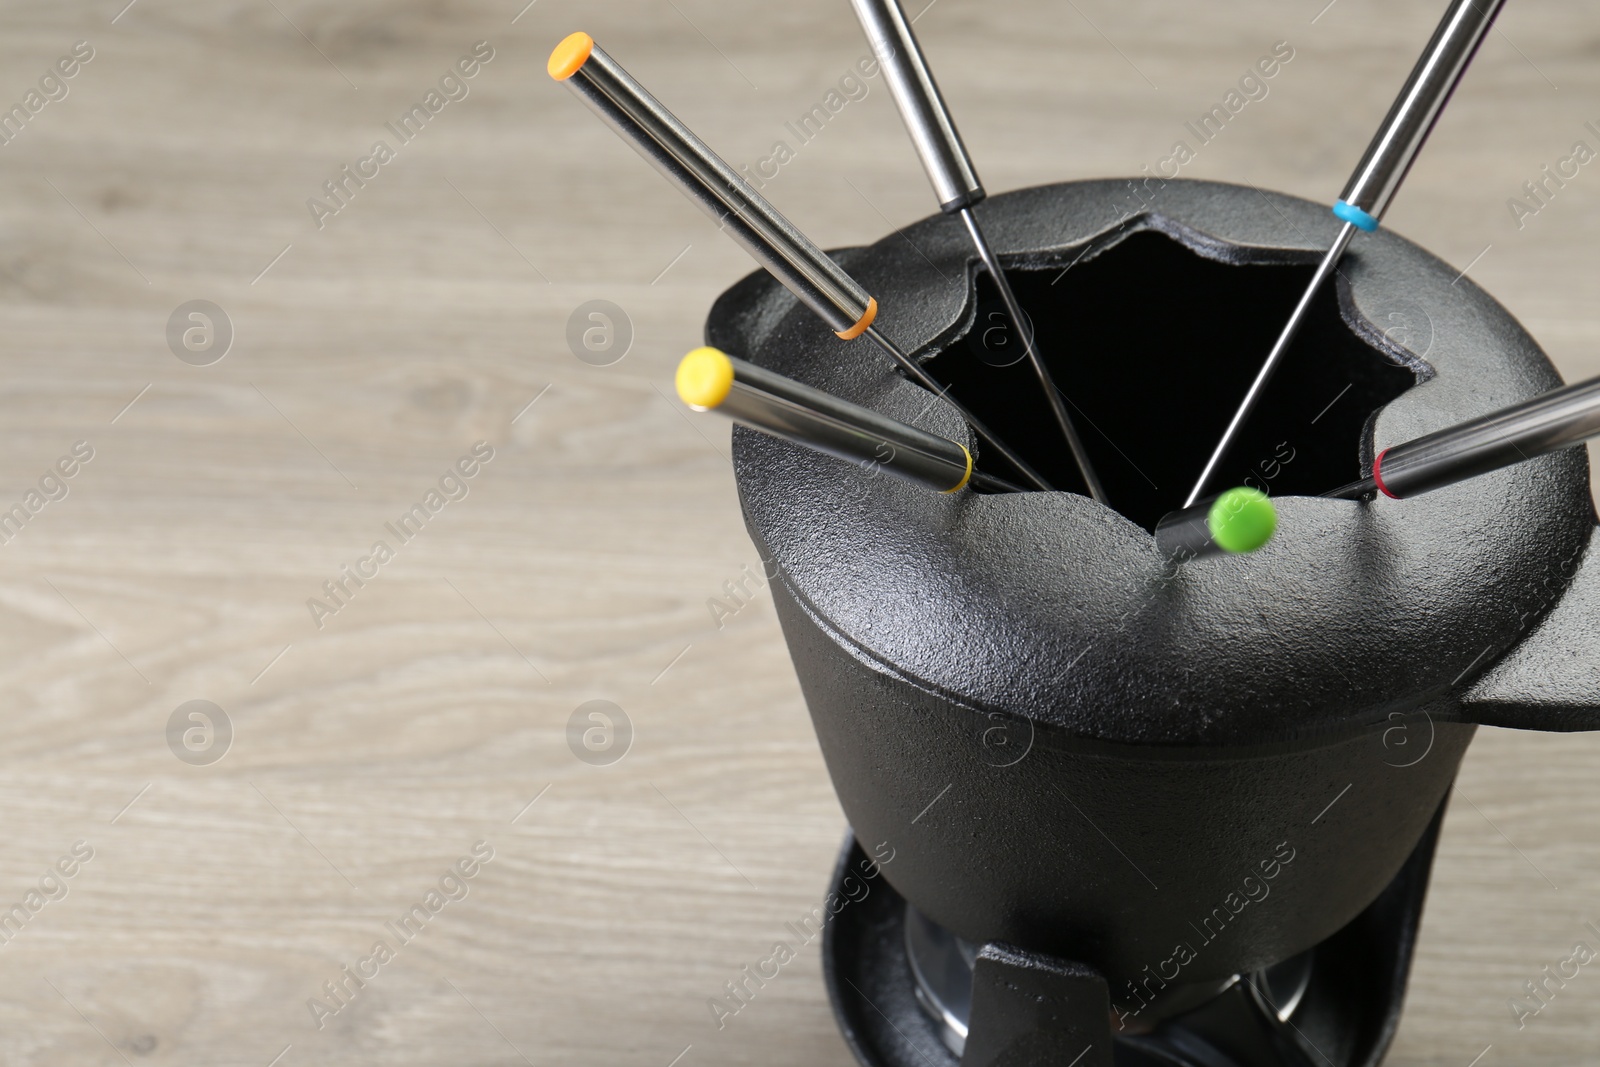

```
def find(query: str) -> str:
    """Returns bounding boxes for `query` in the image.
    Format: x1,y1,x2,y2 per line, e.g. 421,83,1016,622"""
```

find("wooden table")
0,0,1595,1063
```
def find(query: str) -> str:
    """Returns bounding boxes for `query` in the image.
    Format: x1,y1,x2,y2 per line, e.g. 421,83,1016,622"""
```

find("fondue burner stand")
707,179,1600,1067
823,817,1441,1067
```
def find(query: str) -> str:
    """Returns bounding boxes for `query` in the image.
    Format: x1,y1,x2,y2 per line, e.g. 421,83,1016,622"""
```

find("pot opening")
926,227,1421,531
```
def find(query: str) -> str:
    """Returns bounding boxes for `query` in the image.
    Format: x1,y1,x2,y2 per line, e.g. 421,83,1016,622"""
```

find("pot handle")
1462,523,1600,731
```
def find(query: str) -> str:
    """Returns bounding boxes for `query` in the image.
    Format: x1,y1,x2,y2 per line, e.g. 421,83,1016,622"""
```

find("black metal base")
824,795,1448,1067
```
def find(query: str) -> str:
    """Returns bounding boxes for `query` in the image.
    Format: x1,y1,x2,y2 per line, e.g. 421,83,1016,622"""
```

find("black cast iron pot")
704,178,1600,999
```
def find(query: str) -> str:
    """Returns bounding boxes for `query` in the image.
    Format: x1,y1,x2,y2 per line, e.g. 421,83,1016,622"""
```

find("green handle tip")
1207,487,1277,554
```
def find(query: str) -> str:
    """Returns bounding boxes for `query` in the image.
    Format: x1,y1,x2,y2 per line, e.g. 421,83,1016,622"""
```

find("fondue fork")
845,0,1106,503
676,345,1024,494
1326,374,1600,500
549,32,1052,492
1187,0,1508,508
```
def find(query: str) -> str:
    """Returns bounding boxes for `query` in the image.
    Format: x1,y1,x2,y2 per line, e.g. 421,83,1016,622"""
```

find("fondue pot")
703,178,1600,1067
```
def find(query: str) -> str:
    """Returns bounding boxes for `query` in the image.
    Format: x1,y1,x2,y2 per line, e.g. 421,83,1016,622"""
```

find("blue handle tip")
1332,200,1380,232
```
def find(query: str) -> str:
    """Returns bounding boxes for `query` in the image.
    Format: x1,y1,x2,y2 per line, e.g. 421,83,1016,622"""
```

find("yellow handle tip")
940,445,974,493
548,32,594,80
676,347,735,409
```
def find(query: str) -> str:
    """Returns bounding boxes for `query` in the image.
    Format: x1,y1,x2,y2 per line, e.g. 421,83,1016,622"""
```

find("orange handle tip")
548,31,595,81
834,296,878,340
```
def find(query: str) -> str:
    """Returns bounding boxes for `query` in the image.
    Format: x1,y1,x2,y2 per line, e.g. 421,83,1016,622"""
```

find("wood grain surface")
0,1,1596,1064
